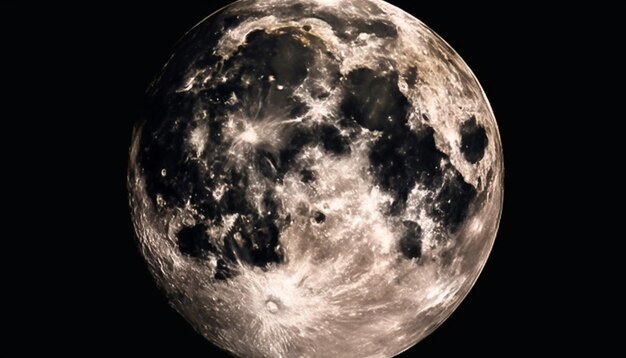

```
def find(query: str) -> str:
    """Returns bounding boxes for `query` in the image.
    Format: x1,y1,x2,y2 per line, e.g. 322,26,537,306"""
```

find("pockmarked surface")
128,0,503,356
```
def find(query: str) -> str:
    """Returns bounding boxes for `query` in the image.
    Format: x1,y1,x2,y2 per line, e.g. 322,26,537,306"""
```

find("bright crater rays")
128,0,504,357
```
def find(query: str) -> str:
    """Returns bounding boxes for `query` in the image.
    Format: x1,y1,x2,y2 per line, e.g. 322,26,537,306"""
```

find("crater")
266,299,280,314
313,211,326,223
300,168,316,183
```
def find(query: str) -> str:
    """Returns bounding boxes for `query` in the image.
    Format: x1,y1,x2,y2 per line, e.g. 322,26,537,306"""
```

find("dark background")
35,0,583,355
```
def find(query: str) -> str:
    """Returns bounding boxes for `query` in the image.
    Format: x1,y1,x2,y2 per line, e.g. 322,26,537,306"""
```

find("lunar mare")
128,0,504,357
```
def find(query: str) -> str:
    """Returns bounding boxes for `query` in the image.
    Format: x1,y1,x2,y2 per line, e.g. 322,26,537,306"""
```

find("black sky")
37,1,577,355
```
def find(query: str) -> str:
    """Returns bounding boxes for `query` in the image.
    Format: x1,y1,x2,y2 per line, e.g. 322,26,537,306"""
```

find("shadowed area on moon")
141,28,477,272
459,116,488,163
128,0,503,357
341,67,477,228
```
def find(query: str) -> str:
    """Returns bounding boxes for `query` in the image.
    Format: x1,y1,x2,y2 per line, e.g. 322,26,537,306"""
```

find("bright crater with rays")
128,0,503,357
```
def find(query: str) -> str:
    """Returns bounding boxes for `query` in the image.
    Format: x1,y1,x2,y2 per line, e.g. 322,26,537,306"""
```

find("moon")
128,0,504,356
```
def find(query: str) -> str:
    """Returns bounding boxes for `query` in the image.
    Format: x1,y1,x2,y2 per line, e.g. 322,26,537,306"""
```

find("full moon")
128,0,504,356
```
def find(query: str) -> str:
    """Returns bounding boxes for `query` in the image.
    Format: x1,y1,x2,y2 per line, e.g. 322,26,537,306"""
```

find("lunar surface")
128,0,503,356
